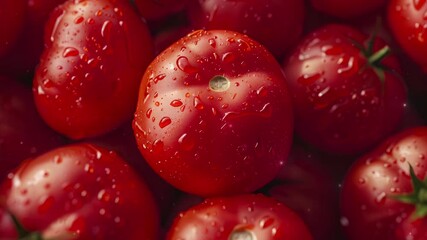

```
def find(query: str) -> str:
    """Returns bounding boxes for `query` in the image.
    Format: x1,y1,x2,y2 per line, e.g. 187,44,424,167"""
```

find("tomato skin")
186,0,305,58
0,143,159,239
388,0,427,72
310,0,386,19
167,194,313,240
0,76,64,180
133,30,293,196
33,0,153,139
341,127,427,240
283,24,407,155
0,0,26,57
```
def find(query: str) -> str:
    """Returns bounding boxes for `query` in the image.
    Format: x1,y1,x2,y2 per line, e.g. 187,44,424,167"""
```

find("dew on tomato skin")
63,47,79,57
69,216,86,233
152,139,164,153
322,45,343,55
375,192,387,205
84,163,95,173
178,133,196,151
222,52,236,63
98,189,111,202
87,17,95,24
259,216,275,229
170,99,183,107
297,73,322,86
38,196,55,214
153,74,166,83
193,96,204,110
74,16,84,24
208,38,216,48
177,56,198,74
159,117,172,128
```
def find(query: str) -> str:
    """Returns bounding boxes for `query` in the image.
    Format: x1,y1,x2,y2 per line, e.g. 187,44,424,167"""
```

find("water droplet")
153,74,166,83
74,16,84,24
63,47,79,57
297,73,322,85
87,18,95,24
38,196,55,214
337,56,357,76
177,56,198,73
358,178,366,184
146,108,152,118
414,0,426,10
152,139,164,152
84,163,94,173
101,20,112,39
222,52,236,63
178,133,195,151
193,96,204,110
170,99,183,107
69,216,85,233
375,192,387,205
322,45,342,55
259,103,273,117
259,216,275,229
98,189,111,202
159,117,172,128
208,38,216,48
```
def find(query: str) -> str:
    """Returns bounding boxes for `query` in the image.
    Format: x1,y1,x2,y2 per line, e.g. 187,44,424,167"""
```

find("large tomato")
388,0,427,72
186,0,305,58
283,24,407,155
0,143,159,239
341,127,427,240
133,30,294,196
167,194,313,240
33,0,153,139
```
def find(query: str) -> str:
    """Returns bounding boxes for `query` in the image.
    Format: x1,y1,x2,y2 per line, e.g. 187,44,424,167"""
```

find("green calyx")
9,213,43,240
392,164,427,220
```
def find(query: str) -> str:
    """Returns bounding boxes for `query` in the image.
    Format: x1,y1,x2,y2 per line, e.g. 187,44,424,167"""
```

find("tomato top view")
0,143,159,240
167,194,313,240
341,127,427,240
133,29,294,197
283,24,407,155
33,0,154,139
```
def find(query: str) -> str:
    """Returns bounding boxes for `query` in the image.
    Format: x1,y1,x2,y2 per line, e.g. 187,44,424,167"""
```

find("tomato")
0,0,26,58
388,0,427,72
33,0,154,139
0,76,64,180
283,24,407,155
167,194,313,240
0,0,67,78
0,143,159,239
340,127,427,240
134,0,190,21
310,0,386,19
186,0,305,58
263,145,342,240
133,29,294,196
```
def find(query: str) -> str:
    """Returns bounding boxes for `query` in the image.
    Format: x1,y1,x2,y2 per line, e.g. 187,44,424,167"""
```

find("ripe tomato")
388,0,427,72
283,24,407,155
0,76,64,180
33,0,154,139
186,0,305,58
133,29,294,196
0,143,159,239
167,194,313,240
310,0,386,19
0,0,26,57
341,127,427,240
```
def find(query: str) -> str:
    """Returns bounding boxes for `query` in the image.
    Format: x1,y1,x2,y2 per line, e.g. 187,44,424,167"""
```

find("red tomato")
0,0,26,57
341,127,427,240
167,194,313,240
133,29,294,196
0,143,159,239
310,0,386,19
0,76,64,180
263,145,343,240
134,0,190,21
388,0,427,72
186,0,305,58
283,24,407,155
0,0,67,78
33,0,154,139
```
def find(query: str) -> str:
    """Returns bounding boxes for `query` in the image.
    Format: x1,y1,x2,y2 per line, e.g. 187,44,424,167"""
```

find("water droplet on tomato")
414,0,426,10
337,56,357,76
69,216,85,233
178,133,195,151
152,139,164,152
159,117,172,128
222,52,236,63
38,196,55,214
153,74,166,83
84,163,95,173
146,108,152,118
101,20,112,40
193,96,204,110
259,216,275,229
177,56,198,73
98,189,111,202
322,45,342,55
208,38,216,48
63,47,79,57
375,192,387,205
170,99,183,107
297,73,322,85
74,16,84,24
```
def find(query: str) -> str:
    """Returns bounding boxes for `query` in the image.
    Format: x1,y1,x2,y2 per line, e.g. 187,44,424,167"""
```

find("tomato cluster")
1,0,427,239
